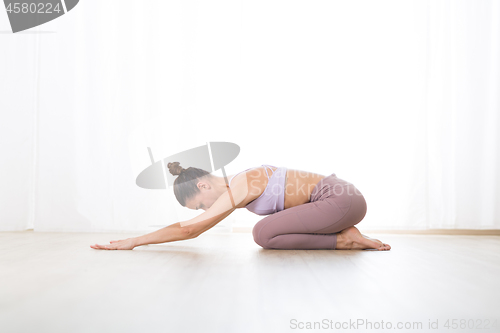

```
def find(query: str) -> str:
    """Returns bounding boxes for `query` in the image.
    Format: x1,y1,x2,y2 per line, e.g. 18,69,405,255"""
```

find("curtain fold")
424,0,500,228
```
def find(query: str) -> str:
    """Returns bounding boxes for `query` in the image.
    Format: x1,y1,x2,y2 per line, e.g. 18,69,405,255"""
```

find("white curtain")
1,0,499,232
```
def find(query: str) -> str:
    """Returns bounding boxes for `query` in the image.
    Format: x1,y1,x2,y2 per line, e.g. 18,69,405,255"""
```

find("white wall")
0,33,39,231
1,0,499,232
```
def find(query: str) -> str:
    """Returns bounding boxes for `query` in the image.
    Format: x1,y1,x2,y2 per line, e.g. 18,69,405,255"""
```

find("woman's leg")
252,185,368,250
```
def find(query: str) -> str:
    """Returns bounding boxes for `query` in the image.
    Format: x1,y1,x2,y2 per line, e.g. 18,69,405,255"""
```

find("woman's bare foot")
335,226,391,251
360,233,391,250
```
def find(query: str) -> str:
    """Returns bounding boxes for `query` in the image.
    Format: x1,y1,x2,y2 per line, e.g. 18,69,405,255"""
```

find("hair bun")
167,162,185,176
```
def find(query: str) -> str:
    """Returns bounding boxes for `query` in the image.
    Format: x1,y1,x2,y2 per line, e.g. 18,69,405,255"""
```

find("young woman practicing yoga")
91,163,391,251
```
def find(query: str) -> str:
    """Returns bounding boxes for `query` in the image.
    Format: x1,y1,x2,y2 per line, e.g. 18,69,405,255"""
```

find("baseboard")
232,227,500,235
6,228,500,236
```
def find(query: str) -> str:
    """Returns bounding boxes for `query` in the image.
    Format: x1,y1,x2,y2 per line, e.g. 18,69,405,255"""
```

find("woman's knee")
352,192,367,225
252,221,271,249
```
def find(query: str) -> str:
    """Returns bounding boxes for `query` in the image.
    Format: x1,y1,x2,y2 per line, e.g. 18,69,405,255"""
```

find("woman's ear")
197,181,210,190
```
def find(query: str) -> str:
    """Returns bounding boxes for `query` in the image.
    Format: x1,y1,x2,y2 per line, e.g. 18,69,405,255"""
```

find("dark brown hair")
167,162,211,207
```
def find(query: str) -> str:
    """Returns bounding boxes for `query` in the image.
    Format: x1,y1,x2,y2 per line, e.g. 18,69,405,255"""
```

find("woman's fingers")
91,243,115,250
90,239,135,250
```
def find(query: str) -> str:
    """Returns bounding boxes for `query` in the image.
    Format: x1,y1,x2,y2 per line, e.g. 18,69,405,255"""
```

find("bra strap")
263,165,270,179
262,164,276,179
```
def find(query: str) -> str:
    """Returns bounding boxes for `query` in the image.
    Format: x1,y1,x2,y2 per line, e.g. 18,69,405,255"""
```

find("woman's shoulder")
228,165,280,183
228,165,264,181
227,166,274,207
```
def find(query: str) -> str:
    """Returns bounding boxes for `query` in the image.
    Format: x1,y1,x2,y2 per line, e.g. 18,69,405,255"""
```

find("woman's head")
167,162,222,210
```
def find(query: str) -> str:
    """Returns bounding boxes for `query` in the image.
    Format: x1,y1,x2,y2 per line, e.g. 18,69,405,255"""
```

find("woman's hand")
90,237,137,250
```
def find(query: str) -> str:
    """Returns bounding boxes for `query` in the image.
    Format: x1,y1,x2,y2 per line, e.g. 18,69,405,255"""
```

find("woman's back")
228,165,327,213
283,168,326,208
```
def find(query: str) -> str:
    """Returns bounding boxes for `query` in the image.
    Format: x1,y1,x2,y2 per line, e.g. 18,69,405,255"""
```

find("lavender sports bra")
228,164,287,216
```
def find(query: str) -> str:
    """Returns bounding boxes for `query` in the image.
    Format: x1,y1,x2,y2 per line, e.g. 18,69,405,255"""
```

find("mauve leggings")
252,173,367,250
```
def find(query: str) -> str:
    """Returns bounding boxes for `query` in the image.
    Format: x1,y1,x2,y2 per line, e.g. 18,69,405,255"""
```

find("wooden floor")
1,231,499,333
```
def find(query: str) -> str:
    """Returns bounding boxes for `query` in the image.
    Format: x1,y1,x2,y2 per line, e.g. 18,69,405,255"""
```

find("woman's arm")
135,176,249,244
90,223,190,250
133,222,193,246
90,174,250,250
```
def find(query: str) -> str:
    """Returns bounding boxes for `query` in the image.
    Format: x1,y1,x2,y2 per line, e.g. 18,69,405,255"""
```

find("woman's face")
184,181,218,211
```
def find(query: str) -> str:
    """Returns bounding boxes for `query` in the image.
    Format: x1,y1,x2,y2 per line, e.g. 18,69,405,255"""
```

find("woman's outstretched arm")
90,175,249,250
90,221,197,250
133,222,194,246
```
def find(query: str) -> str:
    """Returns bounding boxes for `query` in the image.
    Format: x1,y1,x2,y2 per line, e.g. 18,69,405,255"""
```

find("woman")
91,163,391,251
